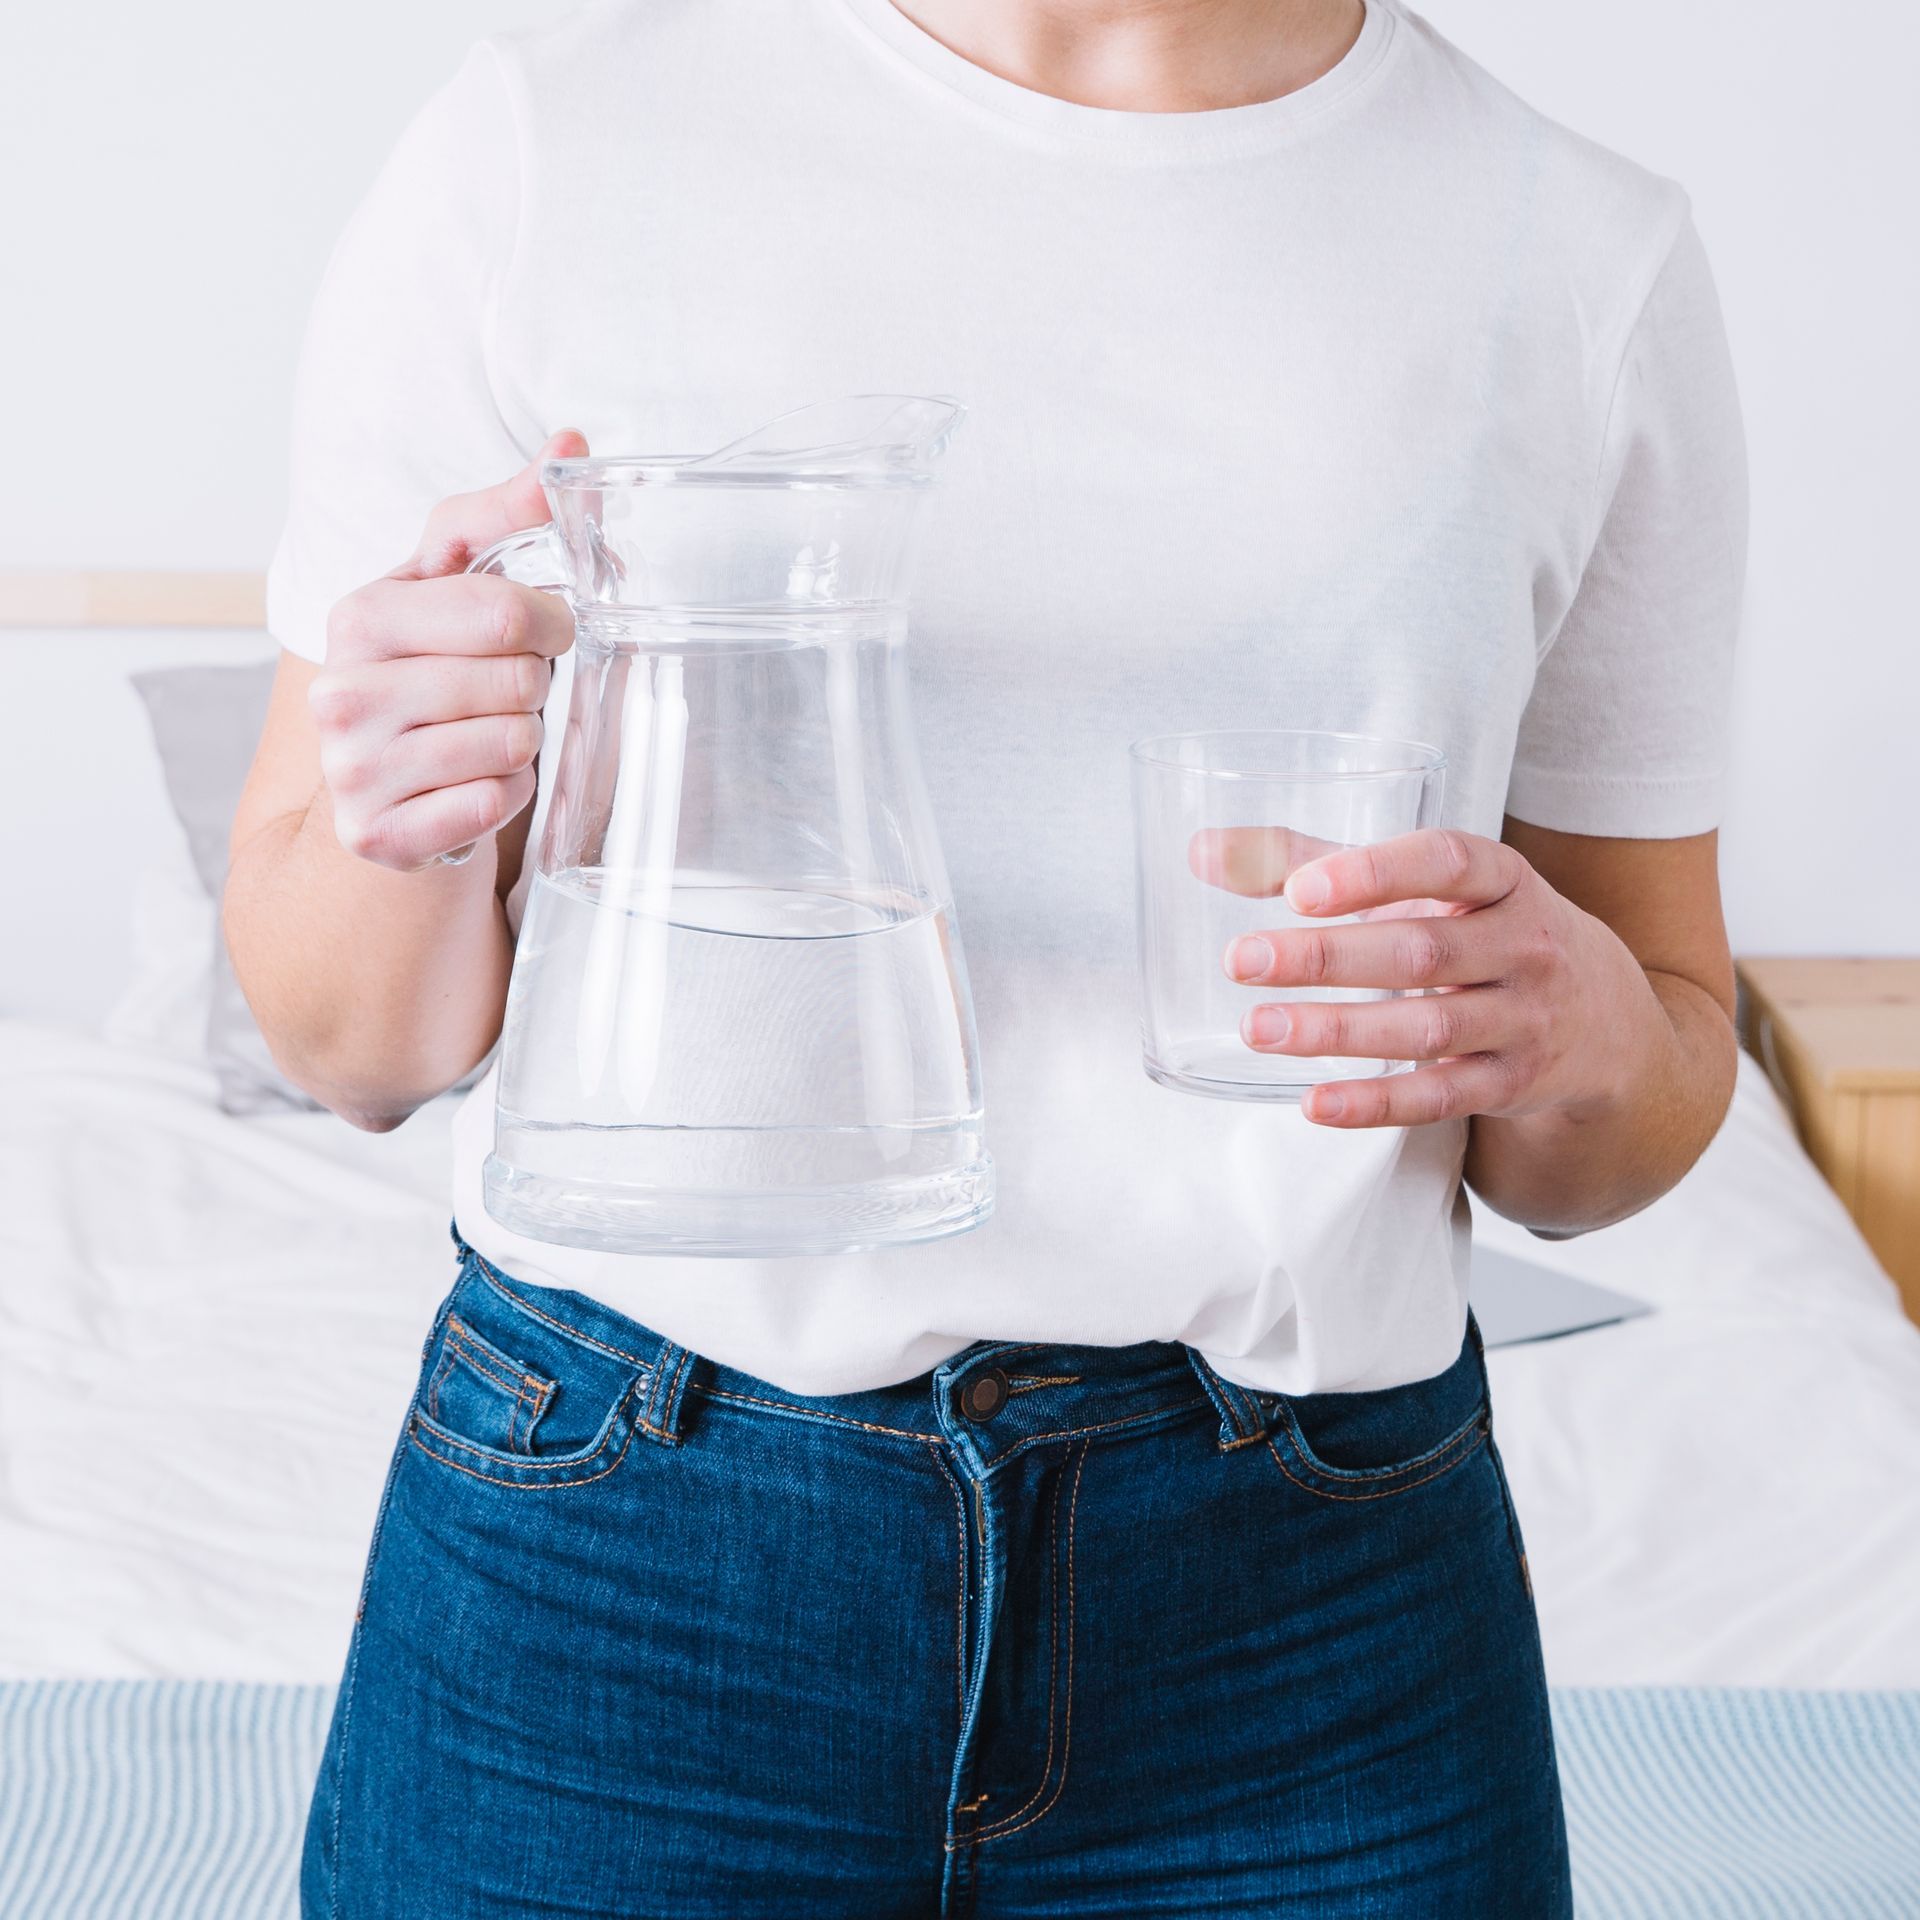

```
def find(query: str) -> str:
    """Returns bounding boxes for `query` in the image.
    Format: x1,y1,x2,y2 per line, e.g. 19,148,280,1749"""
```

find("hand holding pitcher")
307,431,587,870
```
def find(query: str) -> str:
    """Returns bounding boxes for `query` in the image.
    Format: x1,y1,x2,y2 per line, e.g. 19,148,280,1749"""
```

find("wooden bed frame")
0,570,265,629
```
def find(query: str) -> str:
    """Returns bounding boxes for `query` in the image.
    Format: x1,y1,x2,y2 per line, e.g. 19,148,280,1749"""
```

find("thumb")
496,428,590,533
400,428,591,579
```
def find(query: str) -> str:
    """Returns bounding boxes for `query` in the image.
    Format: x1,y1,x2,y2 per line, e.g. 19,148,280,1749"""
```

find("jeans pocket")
408,1261,650,1490
1260,1322,1490,1503
422,1312,558,1457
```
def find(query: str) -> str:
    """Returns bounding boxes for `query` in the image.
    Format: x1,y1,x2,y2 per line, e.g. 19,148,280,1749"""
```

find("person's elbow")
220,887,475,1131
257,1018,463,1135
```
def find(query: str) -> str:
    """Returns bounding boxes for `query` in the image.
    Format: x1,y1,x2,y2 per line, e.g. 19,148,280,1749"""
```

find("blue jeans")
303,1241,1570,1917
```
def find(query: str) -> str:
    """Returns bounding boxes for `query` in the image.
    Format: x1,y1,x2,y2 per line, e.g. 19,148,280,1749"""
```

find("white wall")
0,0,561,570
1,0,562,1026
1423,0,1920,955
5,0,1916,1012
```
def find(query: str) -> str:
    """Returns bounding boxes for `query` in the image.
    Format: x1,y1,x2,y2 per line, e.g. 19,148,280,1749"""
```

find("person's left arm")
1223,817,1736,1234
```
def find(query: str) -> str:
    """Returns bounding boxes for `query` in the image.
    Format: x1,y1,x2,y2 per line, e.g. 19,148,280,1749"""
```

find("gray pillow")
131,662,320,1114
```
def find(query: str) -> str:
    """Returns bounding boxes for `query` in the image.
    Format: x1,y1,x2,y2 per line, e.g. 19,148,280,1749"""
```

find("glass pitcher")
470,397,992,1257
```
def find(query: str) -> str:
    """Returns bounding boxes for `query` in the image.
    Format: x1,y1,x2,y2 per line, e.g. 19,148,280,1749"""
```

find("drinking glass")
1130,730,1446,1101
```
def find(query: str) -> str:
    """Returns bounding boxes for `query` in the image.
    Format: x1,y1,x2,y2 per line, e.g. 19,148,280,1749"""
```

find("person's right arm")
225,436,582,1131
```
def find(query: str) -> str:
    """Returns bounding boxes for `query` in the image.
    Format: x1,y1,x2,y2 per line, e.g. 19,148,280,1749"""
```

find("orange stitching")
1273,1402,1488,1485
641,1343,668,1429
1261,1422,1487,1503
446,1336,541,1407
1213,1382,1259,1443
1220,1379,1264,1440
1004,1375,1081,1394
927,1441,968,1726
514,1376,555,1455
974,1456,1064,1834
445,1315,550,1396
1193,1365,1257,1441
473,1265,654,1369
971,1443,1088,1846
441,1333,537,1424
409,1378,652,1473
702,1384,939,1442
1282,1405,1489,1474
652,1346,691,1441
446,1319,527,1384
979,1399,1203,1466
411,1410,618,1473
410,1416,640,1492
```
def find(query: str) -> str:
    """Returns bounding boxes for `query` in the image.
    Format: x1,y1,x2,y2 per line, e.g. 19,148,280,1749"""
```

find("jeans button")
960,1367,1010,1423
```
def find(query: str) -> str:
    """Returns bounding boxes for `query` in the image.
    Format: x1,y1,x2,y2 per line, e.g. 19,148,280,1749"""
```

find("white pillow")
100,798,215,1061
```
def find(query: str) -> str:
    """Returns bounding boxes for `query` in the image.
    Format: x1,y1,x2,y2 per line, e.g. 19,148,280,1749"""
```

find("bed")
2,637,1918,1916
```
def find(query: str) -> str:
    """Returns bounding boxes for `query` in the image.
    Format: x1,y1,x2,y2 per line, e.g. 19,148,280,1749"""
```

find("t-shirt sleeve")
265,44,529,664
1506,212,1748,839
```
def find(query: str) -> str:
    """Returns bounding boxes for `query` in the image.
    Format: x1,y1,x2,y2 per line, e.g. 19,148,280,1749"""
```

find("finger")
327,572,575,664
1241,987,1504,1061
310,652,552,740
1300,1057,1515,1130
383,712,544,799
1188,825,1346,897
395,429,590,580
322,711,541,822
1286,829,1525,917
335,770,537,871
1223,913,1497,990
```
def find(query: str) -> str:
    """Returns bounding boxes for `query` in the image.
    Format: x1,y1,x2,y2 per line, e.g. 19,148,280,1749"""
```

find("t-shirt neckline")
829,0,1399,157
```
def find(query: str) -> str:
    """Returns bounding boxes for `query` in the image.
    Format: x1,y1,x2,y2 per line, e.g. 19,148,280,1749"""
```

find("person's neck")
882,0,1367,112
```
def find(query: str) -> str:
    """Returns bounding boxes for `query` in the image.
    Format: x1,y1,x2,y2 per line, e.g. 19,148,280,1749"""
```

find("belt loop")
638,1339,696,1447
1184,1349,1271,1452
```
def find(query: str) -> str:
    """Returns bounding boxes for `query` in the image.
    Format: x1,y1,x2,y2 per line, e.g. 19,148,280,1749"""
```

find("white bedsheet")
3,1017,1917,1687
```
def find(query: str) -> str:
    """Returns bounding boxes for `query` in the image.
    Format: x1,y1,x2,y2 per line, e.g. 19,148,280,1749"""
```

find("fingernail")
1227,936,1274,982
1314,1089,1347,1120
1288,870,1332,911
1244,1005,1291,1048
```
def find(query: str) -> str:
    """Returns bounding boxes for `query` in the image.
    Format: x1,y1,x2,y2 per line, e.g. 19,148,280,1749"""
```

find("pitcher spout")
530,396,967,615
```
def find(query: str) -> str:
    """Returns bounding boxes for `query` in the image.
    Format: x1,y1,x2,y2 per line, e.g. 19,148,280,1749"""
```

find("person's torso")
452,0,1684,1395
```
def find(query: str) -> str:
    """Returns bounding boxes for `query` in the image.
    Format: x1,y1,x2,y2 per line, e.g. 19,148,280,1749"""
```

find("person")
228,0,1746,1912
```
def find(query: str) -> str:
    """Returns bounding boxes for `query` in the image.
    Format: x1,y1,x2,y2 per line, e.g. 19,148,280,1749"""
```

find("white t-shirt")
267,0,1746,1396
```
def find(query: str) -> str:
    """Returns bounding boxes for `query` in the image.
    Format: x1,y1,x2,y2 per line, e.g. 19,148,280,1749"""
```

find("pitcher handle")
436,524,571,866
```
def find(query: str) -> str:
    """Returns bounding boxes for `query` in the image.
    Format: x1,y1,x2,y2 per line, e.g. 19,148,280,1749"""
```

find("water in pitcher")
472,396,994,1254
492,867,987,1251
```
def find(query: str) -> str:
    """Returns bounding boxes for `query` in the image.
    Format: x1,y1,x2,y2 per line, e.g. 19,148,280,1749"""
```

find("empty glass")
473,397,993,1256
1131,730,1446,1101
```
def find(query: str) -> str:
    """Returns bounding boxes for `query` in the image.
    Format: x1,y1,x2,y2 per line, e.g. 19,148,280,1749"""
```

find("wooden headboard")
0,571,266,630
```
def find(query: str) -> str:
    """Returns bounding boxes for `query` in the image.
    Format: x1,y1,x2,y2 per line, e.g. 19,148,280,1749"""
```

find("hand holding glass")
1131,731,1447,1102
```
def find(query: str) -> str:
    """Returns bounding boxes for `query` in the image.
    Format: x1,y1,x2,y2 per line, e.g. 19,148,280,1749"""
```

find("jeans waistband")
450,1230,1268,1467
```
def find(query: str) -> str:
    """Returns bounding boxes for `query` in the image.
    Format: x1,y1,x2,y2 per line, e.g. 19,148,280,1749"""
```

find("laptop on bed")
1468,1247,1653,1349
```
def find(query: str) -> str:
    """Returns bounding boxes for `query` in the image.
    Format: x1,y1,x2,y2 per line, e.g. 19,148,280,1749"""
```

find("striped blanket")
2,1684,1915,1916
